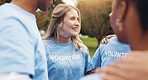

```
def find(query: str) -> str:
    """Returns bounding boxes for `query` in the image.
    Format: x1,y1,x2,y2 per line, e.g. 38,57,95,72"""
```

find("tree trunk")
96,36,103,47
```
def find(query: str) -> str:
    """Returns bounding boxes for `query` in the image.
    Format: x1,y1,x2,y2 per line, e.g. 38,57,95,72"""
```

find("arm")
84,48,95,75
92,46,102,68
0,18,34,79
85,43,104,75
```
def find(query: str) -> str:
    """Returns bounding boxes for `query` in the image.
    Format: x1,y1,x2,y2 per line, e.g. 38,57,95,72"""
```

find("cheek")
49,0,53,5
110,13,119,33
61,23,71,33
46,0,53,8
64,21,74,28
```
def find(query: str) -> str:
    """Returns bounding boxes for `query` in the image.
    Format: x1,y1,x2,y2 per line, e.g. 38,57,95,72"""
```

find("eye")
77,17,79,21
70,17,75,20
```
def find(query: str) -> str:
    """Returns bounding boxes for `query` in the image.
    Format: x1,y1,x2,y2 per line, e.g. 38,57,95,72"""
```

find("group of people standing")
0,0,148,80
0,0,93,80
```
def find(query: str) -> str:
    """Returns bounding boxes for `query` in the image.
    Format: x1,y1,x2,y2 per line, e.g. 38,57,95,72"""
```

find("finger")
101,38,105,44
108,61,146,80
106,34,115,39
121,55,147,72
109,59,143,77
93,68,102,73
105,38,109,44
102,61,130,79
101,37,109,44
101,38,107,44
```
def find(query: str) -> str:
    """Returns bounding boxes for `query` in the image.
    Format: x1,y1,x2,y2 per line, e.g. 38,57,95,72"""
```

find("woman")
42,4,94,80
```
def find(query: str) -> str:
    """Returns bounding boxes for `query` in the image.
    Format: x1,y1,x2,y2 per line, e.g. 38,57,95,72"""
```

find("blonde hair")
42,4,87,53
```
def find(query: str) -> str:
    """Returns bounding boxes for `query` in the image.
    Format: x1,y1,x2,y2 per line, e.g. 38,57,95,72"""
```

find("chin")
71,33,78,37
39,7,46,11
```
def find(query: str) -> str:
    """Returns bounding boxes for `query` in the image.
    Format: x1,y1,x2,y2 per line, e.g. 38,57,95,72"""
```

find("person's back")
92,36,131,68
0,0,55,79
80,36,130,80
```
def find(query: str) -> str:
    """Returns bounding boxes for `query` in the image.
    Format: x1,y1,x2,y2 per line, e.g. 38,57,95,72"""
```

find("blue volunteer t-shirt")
92,36,131,68
0,3,48,80
80,36,131,80
43,38,94,80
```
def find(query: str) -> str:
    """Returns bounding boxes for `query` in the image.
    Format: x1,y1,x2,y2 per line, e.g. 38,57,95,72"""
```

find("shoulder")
0,17,31,39
43,40,48,45
100,36,117,47
43,40,50,47
80,44,89,54
96,38,115,52
0,4,20,18
42,39,56,49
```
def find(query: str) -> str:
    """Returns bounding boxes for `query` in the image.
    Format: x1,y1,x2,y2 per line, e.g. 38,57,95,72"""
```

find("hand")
90,68,101,73
84,69,96,75
99,51,148,80
101,34,116,44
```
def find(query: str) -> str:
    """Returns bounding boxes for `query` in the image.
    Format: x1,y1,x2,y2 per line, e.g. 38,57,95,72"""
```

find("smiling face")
58,9,80,38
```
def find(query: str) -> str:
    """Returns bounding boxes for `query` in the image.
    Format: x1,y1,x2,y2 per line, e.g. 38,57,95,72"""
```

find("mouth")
72,27,78,32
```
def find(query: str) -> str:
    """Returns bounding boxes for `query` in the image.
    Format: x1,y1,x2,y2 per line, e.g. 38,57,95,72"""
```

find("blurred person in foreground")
81,0,148,80
0,0,55,80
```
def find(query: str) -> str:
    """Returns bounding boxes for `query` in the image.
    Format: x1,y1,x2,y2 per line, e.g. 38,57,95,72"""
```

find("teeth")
72,27,77,29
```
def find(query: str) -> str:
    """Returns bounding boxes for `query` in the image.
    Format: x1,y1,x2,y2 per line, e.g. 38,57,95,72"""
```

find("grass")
80,37,98,58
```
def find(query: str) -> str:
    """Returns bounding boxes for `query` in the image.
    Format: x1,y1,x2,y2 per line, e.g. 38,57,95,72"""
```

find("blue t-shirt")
80,36,131,80
0,3,48,80
80,73,102,80
43,38,94,80
92,36,131,68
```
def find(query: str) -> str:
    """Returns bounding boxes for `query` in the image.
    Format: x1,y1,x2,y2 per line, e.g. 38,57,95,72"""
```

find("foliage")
80,37,98,58
77,0,114,45
35,0,64,31
35,11,50,30
81,37,98,48
0,0,11,5
0,0,63,31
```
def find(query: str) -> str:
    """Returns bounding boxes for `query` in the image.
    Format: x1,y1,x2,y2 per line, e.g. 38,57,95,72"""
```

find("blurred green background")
81,37,98,58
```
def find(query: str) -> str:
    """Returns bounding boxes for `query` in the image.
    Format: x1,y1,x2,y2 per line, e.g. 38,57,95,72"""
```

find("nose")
74,20,80,27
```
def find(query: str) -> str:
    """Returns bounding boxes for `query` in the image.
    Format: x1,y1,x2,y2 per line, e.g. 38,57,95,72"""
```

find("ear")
117,1,128,23
58,21,63,28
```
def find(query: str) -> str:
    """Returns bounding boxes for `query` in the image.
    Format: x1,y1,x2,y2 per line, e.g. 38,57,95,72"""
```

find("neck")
116,36,128,44
130,31,148,50
11,0,38,14
54,36,72,44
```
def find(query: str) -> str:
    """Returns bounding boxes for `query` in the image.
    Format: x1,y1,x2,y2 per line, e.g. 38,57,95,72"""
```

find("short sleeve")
0,18,34,76
92,44,102,68
84,48,94,73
